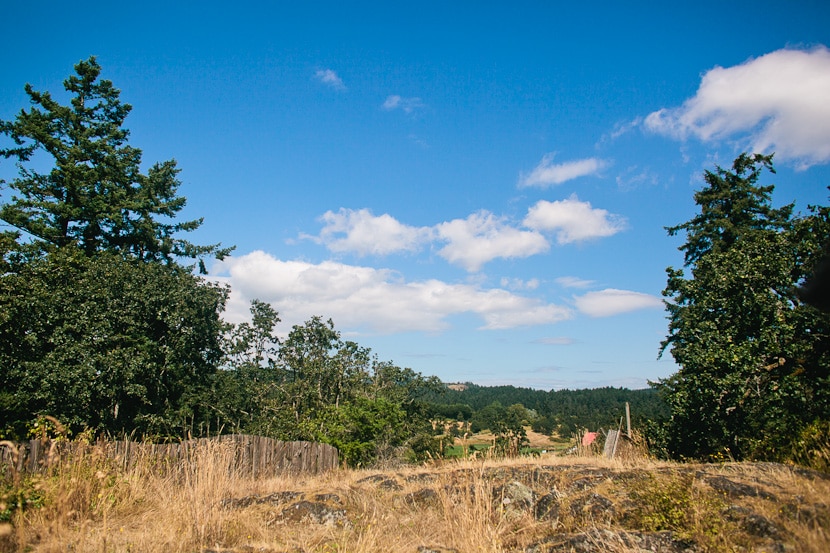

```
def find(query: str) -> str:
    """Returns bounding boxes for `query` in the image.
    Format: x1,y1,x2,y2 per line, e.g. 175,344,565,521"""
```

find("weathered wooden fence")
0,434,338,476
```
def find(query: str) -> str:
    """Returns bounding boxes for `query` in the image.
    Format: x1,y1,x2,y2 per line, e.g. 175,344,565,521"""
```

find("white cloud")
212,251,572,333
500,277,540,291
644,46,830,168
310,208,433,256
435,211,549,272
523,195,627,244
314,69,346,91
479,301,572,330
555,276,595,289
519,153,608,188
573,288,663,317
304,200,625,272
382,95,424,114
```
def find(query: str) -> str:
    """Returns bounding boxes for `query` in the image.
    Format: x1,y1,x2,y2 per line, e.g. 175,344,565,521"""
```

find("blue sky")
3,1,830,389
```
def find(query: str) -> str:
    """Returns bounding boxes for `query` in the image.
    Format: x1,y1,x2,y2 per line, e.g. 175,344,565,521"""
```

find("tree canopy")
0,58,232,439
0,249,228,438
213,311,444,466
0,56,230,269
655,153,830,461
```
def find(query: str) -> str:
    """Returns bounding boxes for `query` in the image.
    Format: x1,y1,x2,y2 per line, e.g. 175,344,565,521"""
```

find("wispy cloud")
555,276,595,289
644,46,830,169
573,288,663,317
213,251,573,333
615,166,659,191
382,94,424,114
519,154,608,188
535,336,576,345
314,68,346,91
523,195,627,244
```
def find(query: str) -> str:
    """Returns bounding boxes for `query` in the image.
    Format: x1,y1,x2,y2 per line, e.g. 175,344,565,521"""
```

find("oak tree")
656,154,830,460
0,250,228,438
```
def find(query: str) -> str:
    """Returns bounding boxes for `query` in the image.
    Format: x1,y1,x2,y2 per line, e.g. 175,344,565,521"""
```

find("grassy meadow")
2,433,829,553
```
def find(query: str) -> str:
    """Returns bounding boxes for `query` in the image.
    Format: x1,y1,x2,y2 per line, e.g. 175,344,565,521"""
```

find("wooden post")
625,402,632,438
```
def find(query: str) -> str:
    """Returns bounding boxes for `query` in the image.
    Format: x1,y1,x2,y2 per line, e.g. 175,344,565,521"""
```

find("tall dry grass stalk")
2,440,828,552
1,438,254,552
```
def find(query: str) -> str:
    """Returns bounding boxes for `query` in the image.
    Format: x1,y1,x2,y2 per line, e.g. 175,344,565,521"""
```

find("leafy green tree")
426,403,473,421
278,316,373,424
0,249,228,438
224,299,281,370
531,414,557,436
0,58,233,439
258,316,440,465
0,56,230,269
205,300,283,434
469,401,504,433
656,153,830,460
493,404,530,456
312,396,408,467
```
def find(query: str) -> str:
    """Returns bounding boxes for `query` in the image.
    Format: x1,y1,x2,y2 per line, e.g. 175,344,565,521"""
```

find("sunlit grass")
2,438,828,552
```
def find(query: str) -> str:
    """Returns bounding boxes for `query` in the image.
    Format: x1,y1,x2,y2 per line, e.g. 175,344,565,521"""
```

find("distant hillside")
424,383,668,436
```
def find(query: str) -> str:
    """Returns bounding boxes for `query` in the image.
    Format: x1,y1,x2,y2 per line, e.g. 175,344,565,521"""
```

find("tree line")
0,58,442,467
424,384,668,438
1,59,828,467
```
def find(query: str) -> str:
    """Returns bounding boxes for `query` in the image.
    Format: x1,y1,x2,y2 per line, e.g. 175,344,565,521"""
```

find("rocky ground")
209,460,830,552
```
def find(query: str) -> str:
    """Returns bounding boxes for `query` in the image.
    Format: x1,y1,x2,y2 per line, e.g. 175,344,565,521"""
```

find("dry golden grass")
2,439,829,553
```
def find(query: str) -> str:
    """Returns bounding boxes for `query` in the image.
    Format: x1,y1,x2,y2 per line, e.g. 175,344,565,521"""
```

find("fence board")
0,435,338,476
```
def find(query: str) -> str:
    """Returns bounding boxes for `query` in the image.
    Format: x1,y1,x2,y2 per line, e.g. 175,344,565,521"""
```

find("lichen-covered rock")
526,529,698,553
704,475,776,500
495,480,536,511
220,491,303,509
724,505,785,540
356,474,402,490
535,490,562,521
277,500,350,527
405,487,441,509
569,492,615,522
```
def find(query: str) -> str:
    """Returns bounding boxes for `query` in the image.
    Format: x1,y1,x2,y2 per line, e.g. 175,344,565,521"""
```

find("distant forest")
424,384,668,437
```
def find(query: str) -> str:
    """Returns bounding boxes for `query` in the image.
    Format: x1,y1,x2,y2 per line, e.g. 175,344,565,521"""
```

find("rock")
569,493,615,522
356,474,402,490
221,491,302,508
405,487,441,508
567,478,598,493
535,490,562,521
724,506,784,539
277,501,349,527
704,476,776,500
495,481,536,511
742,513,783,538
526,529,697,553
779,500,830,529
313,493,341,504
404,472,439,484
